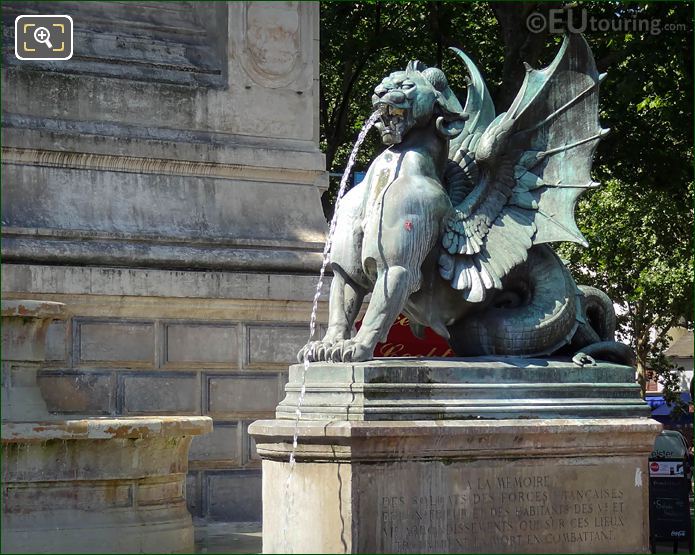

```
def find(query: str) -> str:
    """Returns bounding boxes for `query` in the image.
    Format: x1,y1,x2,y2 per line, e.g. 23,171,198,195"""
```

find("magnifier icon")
33,26,53,49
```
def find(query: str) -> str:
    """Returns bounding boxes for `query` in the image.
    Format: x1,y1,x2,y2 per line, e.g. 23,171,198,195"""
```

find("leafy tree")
557,2,694,396
559,179,692,397
320,1,693,397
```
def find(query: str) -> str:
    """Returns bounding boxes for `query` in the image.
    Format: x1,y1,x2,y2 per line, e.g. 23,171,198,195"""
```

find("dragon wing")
443,48,496,205
448,48,496,159
440,34,607,303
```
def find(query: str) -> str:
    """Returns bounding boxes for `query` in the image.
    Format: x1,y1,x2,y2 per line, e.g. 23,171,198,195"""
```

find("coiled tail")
448,245,581,357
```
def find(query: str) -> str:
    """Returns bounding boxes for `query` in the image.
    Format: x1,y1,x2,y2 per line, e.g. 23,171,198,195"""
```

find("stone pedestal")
1,300,65,420
1,300,214,553
249,359,662,554
2,417,212,554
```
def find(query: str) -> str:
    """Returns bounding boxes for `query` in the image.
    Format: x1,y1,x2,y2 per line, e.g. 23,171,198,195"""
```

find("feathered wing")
439,34,607,303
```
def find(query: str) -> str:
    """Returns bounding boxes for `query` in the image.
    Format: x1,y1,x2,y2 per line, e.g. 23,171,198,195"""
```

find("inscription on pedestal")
368,462,644,553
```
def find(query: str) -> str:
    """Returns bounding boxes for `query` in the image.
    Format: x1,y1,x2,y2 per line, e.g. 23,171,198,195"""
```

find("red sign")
356,313,455,358
650,462,660,472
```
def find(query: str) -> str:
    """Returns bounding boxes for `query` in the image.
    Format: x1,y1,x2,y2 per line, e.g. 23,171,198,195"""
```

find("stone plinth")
250,359,661,554
1,299,66,421
277,358,650,420
1,416,212,554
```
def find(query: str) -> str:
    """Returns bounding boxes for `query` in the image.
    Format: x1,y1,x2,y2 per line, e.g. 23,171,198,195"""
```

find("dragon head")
372,60,467,145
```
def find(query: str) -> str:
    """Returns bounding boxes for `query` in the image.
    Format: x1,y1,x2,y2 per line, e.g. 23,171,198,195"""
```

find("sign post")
649,454,692,553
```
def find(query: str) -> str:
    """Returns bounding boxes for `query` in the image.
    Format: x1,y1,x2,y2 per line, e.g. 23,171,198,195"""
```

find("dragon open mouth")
376,103,409,144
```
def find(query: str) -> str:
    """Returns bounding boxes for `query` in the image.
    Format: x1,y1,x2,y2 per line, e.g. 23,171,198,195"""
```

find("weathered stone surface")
122,373,200,415
3,2,228,88
2,166,327,272
1,300,65,362
189,423,240,465
244,421,261,464
207,471,263,523
187,472,202,518
2,0,325,529
78,320,154,365
277,359,649,421
2,264,329,304
1,416,212,554
2,1,326,274
248,325,310,366
1,299,215,552
0,280,320,524
207,374,283,418
2,416,212,443
44,320,67,361
250,417,661,554
38,371,114,415
1,299,66,421
166,324,239,366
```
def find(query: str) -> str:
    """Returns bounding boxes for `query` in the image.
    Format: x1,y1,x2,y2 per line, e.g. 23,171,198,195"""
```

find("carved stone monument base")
249,360,661,554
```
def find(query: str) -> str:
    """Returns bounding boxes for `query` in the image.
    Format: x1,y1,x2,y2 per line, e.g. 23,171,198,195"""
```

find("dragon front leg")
329,265,415,362
297,270,366,362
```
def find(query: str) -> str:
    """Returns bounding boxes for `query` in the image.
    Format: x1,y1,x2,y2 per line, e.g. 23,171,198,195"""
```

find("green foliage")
557,1,694,394
320,1,693,397
558,178,693,393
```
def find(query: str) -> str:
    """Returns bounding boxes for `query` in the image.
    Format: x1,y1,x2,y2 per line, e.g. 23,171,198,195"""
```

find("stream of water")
280,110,380,549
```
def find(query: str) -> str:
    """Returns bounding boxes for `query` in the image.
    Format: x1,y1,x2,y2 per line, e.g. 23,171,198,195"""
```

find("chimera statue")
300,34,631,365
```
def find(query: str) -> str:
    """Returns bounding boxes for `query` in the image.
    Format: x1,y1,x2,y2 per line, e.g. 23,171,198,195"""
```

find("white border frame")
15,14,73,61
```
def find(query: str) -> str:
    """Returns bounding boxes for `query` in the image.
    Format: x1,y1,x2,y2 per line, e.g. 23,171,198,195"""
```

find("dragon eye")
401,81,415,89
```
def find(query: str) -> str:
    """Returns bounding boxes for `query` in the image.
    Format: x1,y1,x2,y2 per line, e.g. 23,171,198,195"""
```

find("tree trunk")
490,2,561,111
635,336,650,398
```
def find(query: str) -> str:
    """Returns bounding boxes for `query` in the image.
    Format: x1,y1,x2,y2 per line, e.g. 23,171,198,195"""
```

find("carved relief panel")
231,1,313,91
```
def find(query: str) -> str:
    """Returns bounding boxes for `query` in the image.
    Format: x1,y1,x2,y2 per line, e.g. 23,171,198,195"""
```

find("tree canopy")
319,1,693,397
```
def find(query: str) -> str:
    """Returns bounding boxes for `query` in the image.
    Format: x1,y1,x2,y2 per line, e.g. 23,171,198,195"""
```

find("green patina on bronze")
277,358,649,421
300,34,630,366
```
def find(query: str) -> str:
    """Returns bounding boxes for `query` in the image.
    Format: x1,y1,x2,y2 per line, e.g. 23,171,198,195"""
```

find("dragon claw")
572,352,596,367
297,341,322,362
329,339,371,362
327,342,342,362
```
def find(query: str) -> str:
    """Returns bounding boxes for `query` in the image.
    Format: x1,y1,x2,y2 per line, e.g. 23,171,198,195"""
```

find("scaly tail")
448,245,581,356
571,286,635,366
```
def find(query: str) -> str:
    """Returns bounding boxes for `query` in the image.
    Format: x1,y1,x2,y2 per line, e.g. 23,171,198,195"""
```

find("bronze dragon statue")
300,34,632,366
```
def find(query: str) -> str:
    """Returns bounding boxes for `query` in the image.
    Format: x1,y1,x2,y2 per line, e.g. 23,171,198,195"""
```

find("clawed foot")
297,341,330,362
297,339,373,362
326,339,372,362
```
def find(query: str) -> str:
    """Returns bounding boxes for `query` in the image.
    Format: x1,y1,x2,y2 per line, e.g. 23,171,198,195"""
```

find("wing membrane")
440,34,606,303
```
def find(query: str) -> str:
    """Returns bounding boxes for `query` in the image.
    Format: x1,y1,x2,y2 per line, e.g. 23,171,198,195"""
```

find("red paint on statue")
355,313,455,357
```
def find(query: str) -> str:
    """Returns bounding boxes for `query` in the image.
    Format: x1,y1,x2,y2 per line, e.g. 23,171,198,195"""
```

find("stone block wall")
2,1,326,525
3,265,326,524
